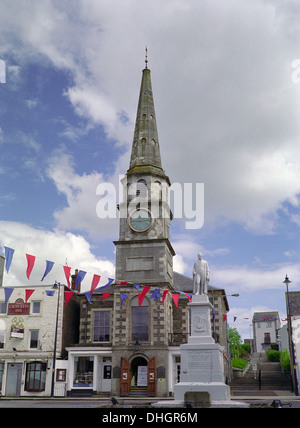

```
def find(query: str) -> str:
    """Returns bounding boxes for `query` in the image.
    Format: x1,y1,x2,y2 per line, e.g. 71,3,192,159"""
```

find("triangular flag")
85,291,93,304
46,290,55,296
63,266,71,288
103,293,111,303
138,285,151,308
41,260,54,281
133,283,141,290
119,281,128,285
4,287,14,304
184,292,192,302
150,288,161,301
99,278,114,290
90,274,101,295
212,311,216,320
120,293,128,308
25,289,35,302
223,314,227,323
75,270,87,290
26,254,35,279
4,246,14,273
64,291,74,307
162,290,169,306
171,293,179,308
233,316,237,322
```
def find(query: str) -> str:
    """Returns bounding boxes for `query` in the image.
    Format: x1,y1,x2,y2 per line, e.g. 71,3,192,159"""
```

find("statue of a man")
193,253,210,295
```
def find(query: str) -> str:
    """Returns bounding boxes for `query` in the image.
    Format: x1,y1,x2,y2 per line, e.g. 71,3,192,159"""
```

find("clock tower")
114,61,175,289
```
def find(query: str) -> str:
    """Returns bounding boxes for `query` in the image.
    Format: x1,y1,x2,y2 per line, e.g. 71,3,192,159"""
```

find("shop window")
93,311,110,342
131,296,149,342
73,356,94,387
25,362,46,392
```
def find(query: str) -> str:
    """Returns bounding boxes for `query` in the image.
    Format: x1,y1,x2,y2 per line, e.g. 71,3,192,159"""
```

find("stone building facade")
66,62,229,398
0,284,79,397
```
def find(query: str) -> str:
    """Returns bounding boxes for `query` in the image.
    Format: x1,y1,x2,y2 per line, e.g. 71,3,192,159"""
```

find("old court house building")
66,61,229,398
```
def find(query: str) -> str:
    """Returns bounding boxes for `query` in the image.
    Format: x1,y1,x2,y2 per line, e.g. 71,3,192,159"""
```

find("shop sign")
10,317,25,339
8,298,30,315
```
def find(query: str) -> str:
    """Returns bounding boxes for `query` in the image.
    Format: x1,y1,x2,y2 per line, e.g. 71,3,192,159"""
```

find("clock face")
129,209,152,232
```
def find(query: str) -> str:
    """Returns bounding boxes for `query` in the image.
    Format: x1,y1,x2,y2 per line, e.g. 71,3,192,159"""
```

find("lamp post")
50,281,61,398
283,274,298,396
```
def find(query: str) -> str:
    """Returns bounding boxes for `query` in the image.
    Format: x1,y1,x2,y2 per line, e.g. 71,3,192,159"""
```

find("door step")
130,386,148,396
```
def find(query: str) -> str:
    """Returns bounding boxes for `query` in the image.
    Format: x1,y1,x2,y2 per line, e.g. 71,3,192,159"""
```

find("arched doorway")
130,356,147,387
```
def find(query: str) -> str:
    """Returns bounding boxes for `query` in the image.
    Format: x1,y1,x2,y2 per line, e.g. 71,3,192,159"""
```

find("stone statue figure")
193,253,210,295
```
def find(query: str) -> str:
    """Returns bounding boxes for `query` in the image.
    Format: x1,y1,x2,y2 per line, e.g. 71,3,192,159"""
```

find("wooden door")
120,357,130,396
147,357,156,397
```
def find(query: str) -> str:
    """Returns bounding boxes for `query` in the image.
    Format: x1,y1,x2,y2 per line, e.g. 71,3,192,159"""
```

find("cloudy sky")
1,0,300,338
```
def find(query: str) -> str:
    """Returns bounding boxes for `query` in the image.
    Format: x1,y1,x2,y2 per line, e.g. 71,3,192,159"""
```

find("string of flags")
1,246,192,309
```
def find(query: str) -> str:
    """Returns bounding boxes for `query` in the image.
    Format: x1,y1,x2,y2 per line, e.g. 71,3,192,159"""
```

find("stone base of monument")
152,294,249,408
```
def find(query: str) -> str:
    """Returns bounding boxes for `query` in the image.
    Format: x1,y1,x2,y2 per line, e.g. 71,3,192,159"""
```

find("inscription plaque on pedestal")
187,350,212,370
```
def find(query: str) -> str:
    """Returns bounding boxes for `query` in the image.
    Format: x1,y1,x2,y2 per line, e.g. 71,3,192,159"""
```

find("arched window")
131,296,149,342
136,179,147,198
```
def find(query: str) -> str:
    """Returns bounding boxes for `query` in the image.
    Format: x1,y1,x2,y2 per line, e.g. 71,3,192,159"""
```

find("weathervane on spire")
145,46,148,69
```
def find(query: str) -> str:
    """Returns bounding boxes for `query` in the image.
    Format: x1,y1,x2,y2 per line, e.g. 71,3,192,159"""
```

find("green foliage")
232,358,248,370
270,343,279,351
228,327,243,358
266,350,281,362
280,349,291,372
241,343,251,353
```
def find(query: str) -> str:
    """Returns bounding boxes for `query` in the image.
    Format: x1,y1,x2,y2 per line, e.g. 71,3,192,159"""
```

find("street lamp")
283,274,298,396
50,281,61,398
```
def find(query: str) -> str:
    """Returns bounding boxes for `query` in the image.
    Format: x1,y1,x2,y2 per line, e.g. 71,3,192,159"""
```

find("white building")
252,311,281,353
0,284,79,397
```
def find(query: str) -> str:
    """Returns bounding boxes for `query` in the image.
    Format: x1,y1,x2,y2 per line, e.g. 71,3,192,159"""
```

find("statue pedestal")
153,294,249,407
174,294,231,403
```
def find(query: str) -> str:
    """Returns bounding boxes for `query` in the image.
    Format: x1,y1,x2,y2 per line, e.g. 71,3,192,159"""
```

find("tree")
228,327,243,358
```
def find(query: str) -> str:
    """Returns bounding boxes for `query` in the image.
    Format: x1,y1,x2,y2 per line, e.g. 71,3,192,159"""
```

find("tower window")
136,179,147,197
131,296,149,342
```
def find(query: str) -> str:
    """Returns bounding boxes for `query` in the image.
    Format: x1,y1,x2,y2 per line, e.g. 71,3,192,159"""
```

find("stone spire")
127,60,169,183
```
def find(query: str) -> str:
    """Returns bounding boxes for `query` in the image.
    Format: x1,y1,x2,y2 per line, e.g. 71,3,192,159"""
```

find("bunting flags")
120,293,128,308
171,293,179,308
162,290,169,306
75,270,87,290
4,246,14,273
63,265,71,289
41,260,54,281
0,244,195,311
90,274,101,295
103,293,111,303
138,285,151,307
4,287,14,304
64,291,74,307
26,254,36,280
25,289,35,302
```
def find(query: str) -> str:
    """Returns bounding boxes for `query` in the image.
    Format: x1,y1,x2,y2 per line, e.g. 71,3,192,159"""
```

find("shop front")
66,347,112,396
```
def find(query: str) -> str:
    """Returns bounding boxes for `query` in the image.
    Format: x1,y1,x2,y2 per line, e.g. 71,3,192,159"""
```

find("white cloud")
0,221,115,292
211,263,300,293
1,0,300,235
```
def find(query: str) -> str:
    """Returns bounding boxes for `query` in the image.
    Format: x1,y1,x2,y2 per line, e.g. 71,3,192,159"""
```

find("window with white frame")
29,329,39,349
32,301,41,314
93,311,110,342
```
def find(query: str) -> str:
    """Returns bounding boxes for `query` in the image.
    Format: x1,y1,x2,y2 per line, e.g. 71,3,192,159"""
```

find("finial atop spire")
145,46,148,69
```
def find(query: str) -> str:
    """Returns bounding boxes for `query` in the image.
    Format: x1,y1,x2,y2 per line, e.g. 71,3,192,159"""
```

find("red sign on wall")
8,298,30,315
